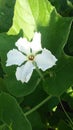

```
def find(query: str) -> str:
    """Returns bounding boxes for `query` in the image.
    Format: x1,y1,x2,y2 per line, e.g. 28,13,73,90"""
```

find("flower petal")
35,48,57,71
30,32,42,53
16,61,35,83
15,37,30,54
6,49,26,66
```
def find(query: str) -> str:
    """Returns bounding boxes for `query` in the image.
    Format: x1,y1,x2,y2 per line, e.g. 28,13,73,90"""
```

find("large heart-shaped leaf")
39,7,73,96
0,92,32,130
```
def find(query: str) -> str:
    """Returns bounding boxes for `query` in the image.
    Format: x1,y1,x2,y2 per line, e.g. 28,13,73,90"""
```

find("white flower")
6,32,57,83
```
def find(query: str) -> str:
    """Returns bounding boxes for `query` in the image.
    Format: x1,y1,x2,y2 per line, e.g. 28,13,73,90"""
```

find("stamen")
28,55,34,61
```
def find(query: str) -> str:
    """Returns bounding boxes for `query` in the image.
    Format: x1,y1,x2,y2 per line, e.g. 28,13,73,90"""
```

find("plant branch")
24,95,52,116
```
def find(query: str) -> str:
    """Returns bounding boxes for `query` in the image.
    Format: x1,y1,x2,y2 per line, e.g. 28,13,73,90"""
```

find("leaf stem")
59,97,73,129
24,95,52,116
33,61,45,81
35,67,45,81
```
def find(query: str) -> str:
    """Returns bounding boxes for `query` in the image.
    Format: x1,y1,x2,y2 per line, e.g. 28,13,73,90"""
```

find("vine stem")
59,97,73,129
33,61,45,81
35,67,45,81
24,95,52,116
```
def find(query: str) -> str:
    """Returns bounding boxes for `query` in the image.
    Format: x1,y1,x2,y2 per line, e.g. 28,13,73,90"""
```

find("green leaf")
64,25,73,56
0,78,7,92
22,84,47,108
7,0,54,39
49,0,73,16
37,2,73,97
0,124,10,130
39,10,72,58
0,92,32,130
27,111,44,130
0,0,15,32
0,59,5,78
43,56,73,96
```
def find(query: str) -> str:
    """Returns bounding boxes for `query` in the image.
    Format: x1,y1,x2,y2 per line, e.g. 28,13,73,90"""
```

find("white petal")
15,37,30,54
16,61,35,83
30,32,42,53
6,49,26,66
35,48,57,71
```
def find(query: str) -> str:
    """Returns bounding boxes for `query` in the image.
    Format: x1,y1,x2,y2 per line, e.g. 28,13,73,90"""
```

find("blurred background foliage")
49,0,73,16
0,0,16,32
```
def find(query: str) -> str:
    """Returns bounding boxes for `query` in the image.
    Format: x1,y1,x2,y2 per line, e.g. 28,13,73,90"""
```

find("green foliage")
0,33,39,97
0,0,16,32
28,111,44,130
0,0,73,97
8,0,54,39
0,92,32,130
0,0,73,129
58,120,72,130
65,25,73,56
49,0,73,16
